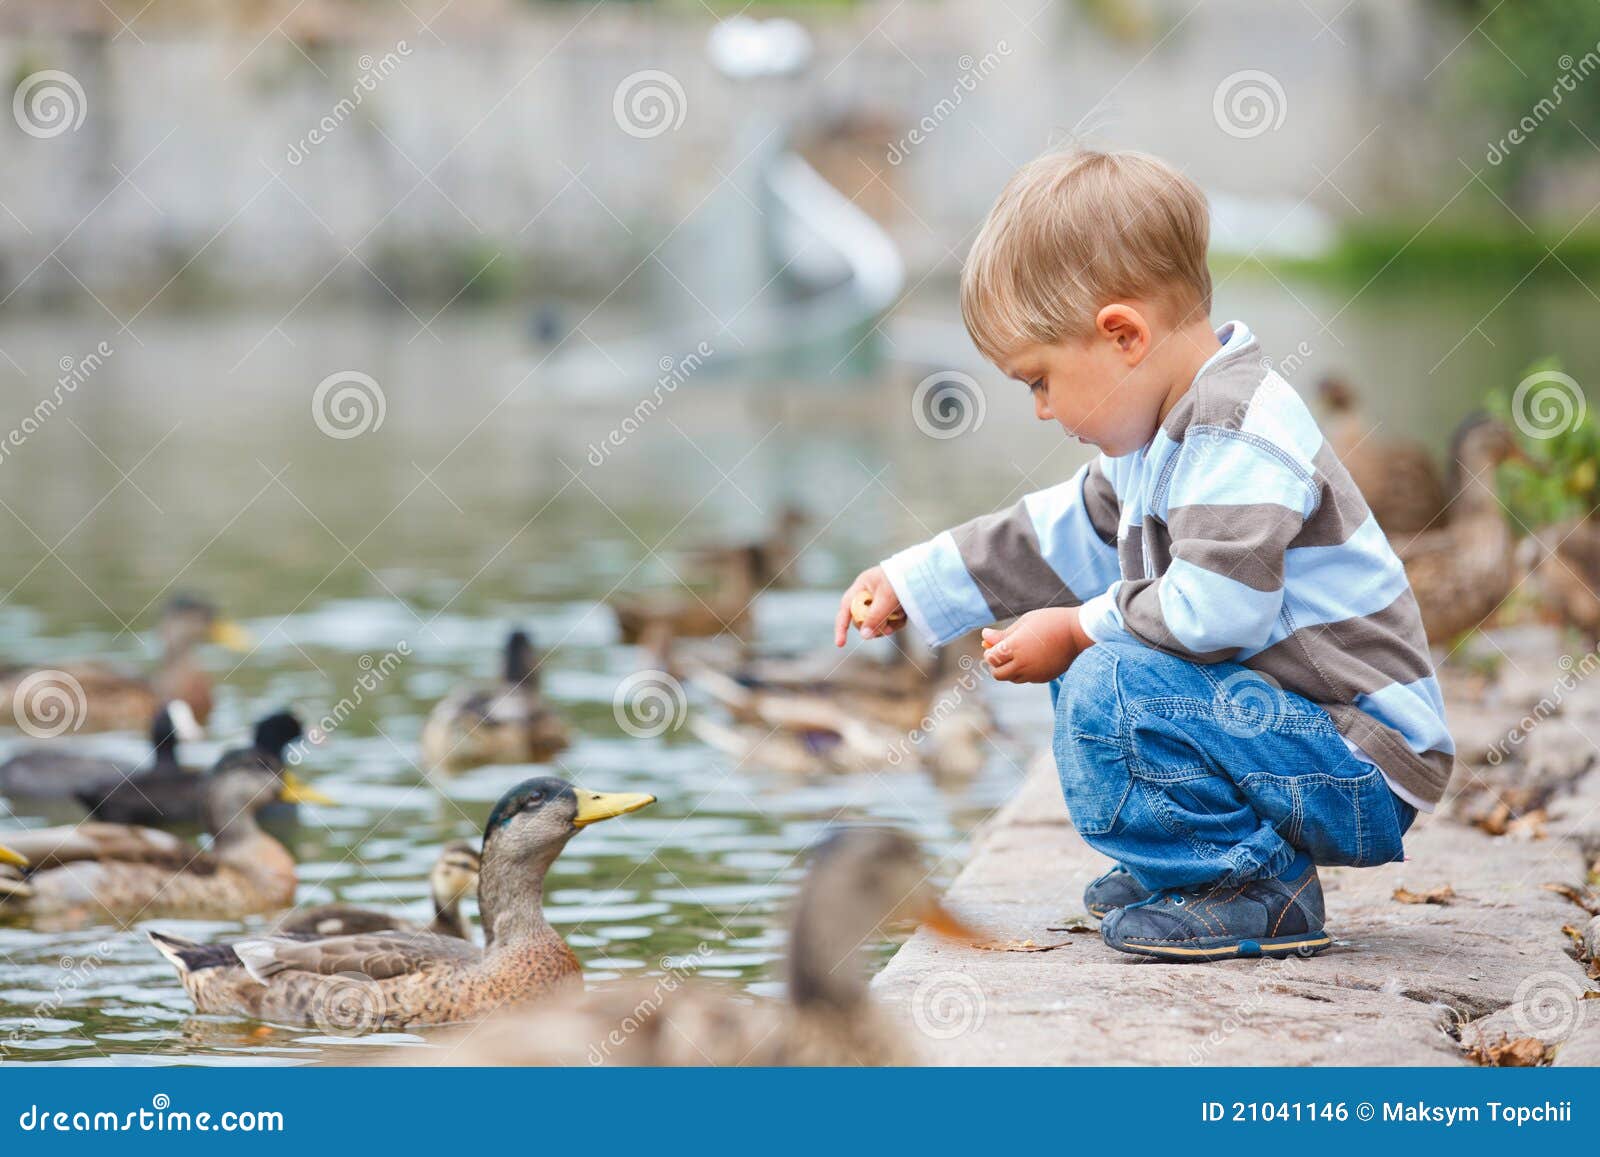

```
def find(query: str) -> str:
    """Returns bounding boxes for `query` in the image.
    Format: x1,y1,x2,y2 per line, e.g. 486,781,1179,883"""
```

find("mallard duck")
1319,375,1448,535
76,709,304,826
0,594,249,733
0,764,329,926
0,701,202,802
403,827,976,1065
1517,517,1600,647
274,840,481,941
420,631,569,771
1394,415,1519,644
148,776,654,1028
610,549,755,644
688,505,811,590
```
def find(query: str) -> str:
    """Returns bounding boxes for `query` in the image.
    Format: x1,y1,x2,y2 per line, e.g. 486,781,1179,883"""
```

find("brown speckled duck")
1517,517,1600,647
148,777,654,1028
420,631,569,771
1319,375,1448,535
0,594,249,733
1393,415,1520,644
610,548,755,644
273,841,481,941
0,764,328,926
406,827,976,1066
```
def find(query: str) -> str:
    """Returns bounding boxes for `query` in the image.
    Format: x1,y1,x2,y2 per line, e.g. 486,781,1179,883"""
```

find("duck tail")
0,872,33,905
148,930,242,975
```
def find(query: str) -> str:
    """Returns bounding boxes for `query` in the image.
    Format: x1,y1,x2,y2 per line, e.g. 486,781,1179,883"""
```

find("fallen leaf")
1505,809,1549,840
1542,882,1600,915
1393,884,1456,905
1046,918,1098,934
1582,990,1600,1001
1464,1033,1548,1067
1561,923,1587,951
969,938,1073,953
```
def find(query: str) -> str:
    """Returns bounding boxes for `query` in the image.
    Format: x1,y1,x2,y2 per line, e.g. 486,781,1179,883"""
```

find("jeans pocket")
1244,767,1406,867
1053,732,1131,837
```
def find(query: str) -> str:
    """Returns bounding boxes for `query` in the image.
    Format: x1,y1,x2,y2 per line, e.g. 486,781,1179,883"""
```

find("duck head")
160,594,251,654
477,776,654,944
504,629,538,687
252,711,305,760
202,765,332,843
787,827,977,1011
430,839,483,910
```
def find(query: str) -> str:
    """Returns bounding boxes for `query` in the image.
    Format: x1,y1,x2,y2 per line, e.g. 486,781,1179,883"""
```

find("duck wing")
3,822,206,872
230,930,479,983
0,750,131,798
273,904,414,938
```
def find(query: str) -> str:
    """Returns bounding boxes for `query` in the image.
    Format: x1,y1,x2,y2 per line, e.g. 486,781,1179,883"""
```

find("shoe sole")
1105,931,1332,962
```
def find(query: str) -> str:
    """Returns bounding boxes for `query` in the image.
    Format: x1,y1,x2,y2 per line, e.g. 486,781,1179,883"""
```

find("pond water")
0,270,1590,1065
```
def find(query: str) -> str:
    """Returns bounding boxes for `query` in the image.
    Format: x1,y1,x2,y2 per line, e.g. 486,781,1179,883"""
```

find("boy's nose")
1034,394,1052,422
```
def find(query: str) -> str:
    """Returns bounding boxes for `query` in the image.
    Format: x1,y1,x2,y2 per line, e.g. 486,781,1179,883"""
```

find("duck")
1319,375,1449,535
687,505,811,590
273,840,481,941
0,594,249,732
401,827,976,1065
1393,415,1520,644
0,763,329,926
75,709,304,826
610,548,755,645
420,631,569,771
1516,517,1600,648
0,701,203,802
147,776,654,1028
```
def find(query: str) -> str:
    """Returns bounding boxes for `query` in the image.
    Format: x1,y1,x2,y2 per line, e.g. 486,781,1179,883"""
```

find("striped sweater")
883,321,1454,810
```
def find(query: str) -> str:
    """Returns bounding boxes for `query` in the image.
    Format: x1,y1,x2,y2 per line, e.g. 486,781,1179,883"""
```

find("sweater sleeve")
1077,429,1318,660
880,458,1123,647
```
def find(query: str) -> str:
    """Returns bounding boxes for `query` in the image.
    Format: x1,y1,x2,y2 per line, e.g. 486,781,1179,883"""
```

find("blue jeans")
1049,641,1417,893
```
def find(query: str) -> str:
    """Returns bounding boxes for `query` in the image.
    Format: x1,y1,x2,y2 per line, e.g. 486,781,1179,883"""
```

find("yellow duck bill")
208,619,254,651
279,773,334,806
0,843,28,869
571,788,656,827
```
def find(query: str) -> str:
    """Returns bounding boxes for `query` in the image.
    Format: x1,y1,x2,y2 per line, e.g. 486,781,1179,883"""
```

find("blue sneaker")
1084,864,1152,919
1100,852,1331,962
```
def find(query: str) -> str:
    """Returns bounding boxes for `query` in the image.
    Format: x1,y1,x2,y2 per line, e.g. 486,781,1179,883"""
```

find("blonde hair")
960,149,1212,363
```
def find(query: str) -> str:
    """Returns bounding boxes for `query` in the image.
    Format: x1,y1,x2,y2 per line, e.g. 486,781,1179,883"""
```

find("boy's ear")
1094,304,1150,362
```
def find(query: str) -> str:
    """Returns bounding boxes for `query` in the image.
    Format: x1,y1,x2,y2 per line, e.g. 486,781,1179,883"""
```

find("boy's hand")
982,607,1093,683
835,566,906,646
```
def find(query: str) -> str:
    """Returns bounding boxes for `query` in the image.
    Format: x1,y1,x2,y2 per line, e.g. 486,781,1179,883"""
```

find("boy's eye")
1027,379,1045,393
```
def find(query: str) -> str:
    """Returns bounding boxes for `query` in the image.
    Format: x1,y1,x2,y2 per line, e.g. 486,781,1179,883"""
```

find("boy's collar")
1152,320,1258,445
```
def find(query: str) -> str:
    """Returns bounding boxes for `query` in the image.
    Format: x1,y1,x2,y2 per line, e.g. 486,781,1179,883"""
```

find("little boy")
834,149,1452,962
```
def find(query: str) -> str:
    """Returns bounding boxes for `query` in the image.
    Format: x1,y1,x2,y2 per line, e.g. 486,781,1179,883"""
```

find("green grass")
1236,224,1600,286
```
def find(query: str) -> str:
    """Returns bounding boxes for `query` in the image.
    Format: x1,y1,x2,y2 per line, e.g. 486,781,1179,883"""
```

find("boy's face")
1000,314,1168,457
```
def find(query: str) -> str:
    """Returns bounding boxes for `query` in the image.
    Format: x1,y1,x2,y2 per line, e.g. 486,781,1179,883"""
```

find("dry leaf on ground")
1393,884,1456,905
1464,1033,1548,1067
